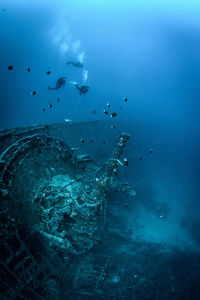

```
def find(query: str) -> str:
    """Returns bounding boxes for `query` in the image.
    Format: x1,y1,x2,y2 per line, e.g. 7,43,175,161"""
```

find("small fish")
110,112,117,118
8,65,14,70
107,103,111,108
111,125,116,129
48,104,52,108
124,158,129,166
120,107,122,110
64,118,72,122
139,157,143,161
150,148,154,154
46,70,51,75
102,140,107,144
125,203,128,208
57,98,60,102
91,138,94,142
42,108,46,112
92,109,96,114
96,177,102,185
31,91,37,95
27,67,31,72
113,168,118,175
104,110,109,115
80,138,85,143
124,97,128,102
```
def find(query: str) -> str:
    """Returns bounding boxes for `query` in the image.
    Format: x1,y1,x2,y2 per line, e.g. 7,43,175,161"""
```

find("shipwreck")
0,121,135,299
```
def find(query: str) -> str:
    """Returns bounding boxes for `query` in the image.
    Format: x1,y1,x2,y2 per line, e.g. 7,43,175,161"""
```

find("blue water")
0,0,200,298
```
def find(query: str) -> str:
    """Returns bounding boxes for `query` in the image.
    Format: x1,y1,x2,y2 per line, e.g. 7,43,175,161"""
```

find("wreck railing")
90,133,130,220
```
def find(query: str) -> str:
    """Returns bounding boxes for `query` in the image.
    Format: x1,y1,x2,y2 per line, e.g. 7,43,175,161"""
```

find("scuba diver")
48,77,66,90
66,61,84,68
70,81,89,96
76,84,89,96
